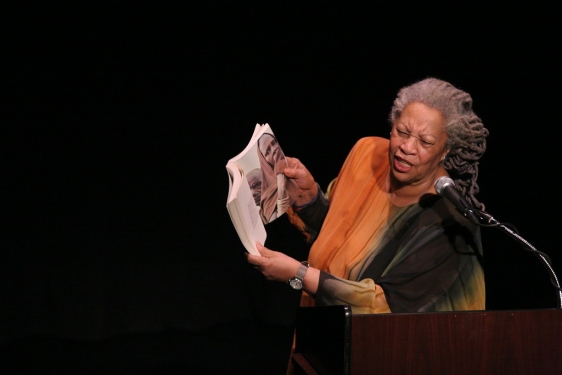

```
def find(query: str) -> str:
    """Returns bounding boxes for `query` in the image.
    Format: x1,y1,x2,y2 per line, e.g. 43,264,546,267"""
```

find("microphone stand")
476,210,562,309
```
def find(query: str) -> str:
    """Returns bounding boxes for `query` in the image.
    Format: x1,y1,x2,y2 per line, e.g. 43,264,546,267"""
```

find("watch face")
289,278,303,290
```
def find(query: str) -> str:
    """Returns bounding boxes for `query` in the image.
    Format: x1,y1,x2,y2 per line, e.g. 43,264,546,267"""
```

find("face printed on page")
258,133,282,168
246,168,262,206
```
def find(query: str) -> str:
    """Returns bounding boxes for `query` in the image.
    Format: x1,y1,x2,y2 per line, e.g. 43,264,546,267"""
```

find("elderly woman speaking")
247,77,488,314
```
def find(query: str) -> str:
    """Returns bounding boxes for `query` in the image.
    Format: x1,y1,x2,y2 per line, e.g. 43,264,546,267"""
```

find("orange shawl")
302,137,393,306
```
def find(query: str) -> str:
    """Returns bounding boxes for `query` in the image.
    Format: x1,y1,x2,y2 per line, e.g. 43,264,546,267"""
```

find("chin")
389,175,407,186
390,171,416,186
390,168,407,179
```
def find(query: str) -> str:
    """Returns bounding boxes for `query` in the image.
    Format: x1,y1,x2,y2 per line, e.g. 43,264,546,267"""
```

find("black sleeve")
295,184,329,244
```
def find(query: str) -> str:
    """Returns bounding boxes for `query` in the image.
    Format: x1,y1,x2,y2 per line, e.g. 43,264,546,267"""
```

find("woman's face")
388,102,449,188
258,134,281,167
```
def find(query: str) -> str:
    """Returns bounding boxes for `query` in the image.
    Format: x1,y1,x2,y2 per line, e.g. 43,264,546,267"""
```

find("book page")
226,163,266,255
226,123,299,253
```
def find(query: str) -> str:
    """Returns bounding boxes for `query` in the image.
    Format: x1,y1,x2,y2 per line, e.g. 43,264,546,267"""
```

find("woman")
247,77,488,314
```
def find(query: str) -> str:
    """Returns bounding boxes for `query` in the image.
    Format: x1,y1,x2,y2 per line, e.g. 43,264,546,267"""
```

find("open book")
226,123,299,255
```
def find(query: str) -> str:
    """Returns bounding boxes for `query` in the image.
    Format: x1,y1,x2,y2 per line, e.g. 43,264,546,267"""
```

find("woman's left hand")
246,242,301,283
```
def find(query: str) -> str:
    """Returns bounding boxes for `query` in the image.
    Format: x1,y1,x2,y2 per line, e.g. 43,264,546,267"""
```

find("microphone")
434,177,480,224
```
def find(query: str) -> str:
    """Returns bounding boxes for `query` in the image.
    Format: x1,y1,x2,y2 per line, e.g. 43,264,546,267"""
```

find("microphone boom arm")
477,210,562,309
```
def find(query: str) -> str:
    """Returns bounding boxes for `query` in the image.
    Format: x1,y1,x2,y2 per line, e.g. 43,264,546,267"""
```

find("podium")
291,305,562,375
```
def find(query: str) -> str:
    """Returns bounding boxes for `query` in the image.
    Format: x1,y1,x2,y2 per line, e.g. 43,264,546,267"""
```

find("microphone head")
434,176,454,195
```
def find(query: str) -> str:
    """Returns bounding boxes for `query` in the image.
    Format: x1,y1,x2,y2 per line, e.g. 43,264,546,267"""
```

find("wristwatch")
288,261,310,290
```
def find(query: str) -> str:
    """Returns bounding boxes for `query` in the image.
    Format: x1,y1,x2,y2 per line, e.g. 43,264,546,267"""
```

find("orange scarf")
302,137,393,306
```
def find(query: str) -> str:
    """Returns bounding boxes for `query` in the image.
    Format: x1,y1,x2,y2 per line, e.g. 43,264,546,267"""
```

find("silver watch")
289,261,309,290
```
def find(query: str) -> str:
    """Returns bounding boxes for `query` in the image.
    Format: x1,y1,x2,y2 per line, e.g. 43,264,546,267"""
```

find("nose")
399,136,418,154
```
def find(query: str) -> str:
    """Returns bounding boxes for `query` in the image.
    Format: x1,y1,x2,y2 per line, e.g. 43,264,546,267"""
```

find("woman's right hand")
284,157,318,207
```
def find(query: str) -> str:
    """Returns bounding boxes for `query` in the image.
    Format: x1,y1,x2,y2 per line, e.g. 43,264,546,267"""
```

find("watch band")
295,261,309,279
288,261,309,290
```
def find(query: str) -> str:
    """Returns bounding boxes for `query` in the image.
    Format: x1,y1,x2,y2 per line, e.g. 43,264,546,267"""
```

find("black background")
3,2,560,374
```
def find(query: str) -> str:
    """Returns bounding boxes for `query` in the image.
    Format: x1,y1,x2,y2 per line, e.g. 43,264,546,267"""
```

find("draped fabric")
257,133,281,223
299,137,485,313
257,133,300,223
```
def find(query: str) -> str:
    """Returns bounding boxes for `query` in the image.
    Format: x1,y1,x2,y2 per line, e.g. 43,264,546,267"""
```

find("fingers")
283,163,312,182
284,157,306,176
252,242,273,260
247,245,302,283
282,164,298,178
246,252,265,273
246,243,266,264
285,157,300,169
247,245,273,274
256,243,275,258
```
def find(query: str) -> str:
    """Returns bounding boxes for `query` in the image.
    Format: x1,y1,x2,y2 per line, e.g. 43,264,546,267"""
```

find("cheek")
388,139,399,154
420,153,442,168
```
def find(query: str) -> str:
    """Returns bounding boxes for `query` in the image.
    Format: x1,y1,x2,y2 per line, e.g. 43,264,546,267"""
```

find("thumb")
255,241,274,257
256,241,264,253
283,166,297,178
255,241,268,255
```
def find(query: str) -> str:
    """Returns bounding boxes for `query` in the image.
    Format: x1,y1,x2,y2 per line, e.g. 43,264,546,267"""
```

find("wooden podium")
291,305,562,375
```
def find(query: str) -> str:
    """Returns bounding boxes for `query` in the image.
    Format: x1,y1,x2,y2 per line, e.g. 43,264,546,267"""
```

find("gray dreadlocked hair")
388,77,489,210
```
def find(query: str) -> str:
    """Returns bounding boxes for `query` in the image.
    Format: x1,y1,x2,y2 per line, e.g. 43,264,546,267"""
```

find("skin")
283,156,317,207
246,102,451,296
246,168,262,206
387,102,450,206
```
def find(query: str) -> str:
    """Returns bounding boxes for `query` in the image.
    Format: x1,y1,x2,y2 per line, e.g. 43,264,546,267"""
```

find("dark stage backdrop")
4,2,560,374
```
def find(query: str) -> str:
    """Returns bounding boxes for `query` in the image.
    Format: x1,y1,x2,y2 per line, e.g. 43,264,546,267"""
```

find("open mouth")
393,155,413,172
